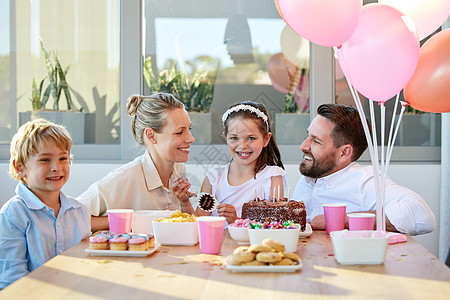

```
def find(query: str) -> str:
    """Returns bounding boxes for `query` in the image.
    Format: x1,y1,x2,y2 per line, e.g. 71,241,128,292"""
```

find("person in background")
195,101,287,225
0,119,91,289
292,103,435,235
77,93,195,232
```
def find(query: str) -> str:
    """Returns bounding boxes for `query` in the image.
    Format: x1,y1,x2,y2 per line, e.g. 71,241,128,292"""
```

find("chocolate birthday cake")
241,198,307,231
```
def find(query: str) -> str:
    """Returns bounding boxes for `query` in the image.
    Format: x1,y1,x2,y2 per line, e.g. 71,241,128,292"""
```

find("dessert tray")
299,223,313,238
85,242,161,257
226,257,302,273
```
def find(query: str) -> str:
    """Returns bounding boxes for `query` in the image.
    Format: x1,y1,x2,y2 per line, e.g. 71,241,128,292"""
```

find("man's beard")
299,153,336,178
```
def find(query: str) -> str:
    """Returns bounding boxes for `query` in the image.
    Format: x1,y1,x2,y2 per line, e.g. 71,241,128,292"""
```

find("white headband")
222,104,269,130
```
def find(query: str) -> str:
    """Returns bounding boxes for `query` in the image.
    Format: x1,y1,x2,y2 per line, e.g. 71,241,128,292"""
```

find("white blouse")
206,163,287,218
77,151,185,216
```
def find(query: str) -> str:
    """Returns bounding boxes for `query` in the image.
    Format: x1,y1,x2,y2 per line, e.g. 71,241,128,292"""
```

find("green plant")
143,56,218,112
284,68,309,113
29,77,50,111
30,38,75,111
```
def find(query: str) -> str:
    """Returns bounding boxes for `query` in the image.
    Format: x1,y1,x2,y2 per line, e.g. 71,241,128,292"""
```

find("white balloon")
280,26,310,69
378,0,450,40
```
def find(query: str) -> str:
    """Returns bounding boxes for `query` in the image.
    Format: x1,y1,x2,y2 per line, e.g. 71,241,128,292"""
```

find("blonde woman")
78,93,195,232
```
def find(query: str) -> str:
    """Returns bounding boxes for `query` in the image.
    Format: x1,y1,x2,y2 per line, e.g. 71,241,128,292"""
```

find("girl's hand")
217,204,238,224
172,176,192,203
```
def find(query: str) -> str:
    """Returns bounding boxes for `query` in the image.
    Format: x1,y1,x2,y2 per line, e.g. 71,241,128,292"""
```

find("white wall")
0,162,441,258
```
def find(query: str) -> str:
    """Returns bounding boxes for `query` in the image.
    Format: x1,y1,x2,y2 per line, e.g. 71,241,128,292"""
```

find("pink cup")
323,203,347,235
348,213,375,231
197,216,226,254
107,209,134,234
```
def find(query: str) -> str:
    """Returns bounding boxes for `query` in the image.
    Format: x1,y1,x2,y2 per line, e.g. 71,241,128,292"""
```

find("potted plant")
143,57,218,144
275,68,310,144
19,38,94,144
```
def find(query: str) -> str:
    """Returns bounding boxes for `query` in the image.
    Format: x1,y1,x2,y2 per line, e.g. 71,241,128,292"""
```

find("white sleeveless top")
206,163,287,219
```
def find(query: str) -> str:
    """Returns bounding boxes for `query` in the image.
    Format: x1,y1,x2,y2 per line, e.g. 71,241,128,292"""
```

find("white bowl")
132,210,176,234
152,221,199,246
248,225,300,252
330,230,389,265
228,226,250,244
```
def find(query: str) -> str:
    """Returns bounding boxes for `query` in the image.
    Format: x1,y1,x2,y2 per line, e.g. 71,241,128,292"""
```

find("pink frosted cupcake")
89,235,109,250
109,234,130,251
128,237,147,251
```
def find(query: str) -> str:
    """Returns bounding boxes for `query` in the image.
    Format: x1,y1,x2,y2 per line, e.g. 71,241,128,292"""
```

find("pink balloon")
279,0,362,47
337,4,420,102
379,0,450,41
267,53,298,94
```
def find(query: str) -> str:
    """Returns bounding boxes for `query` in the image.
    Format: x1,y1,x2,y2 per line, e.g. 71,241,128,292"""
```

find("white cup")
131,210,175,234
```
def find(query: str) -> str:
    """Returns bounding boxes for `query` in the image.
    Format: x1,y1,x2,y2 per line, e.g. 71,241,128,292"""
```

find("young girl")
197,101,286,224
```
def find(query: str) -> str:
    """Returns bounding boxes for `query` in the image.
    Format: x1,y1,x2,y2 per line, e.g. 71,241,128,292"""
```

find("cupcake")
128,237,147,251
139,233,155,249
109,233,130,251
89,235,109,250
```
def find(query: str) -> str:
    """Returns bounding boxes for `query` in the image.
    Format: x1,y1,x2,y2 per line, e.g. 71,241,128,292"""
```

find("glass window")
0,1,11,144
2,0,120,146
144,0,310,146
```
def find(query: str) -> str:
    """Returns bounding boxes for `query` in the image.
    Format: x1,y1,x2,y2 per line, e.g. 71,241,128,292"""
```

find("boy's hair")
223,101,284,177
9,118,73,183
317,104,369,161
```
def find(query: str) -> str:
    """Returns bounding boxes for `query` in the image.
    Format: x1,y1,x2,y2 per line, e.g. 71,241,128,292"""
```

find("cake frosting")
89,236,108,243
241,198,307,231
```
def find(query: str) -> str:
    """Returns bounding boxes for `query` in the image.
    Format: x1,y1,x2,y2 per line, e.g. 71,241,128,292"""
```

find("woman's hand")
217,204,238,224
171,176,192,203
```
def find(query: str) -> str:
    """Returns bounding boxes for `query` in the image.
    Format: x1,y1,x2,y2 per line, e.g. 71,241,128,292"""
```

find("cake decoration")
241,198,307,231
198,193,217,212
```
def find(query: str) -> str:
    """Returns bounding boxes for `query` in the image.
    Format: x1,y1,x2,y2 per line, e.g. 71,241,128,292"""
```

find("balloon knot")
337,45,342,49
400,101,409,107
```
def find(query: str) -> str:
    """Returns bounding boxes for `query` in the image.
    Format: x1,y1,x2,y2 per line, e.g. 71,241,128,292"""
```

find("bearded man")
292,104,435,236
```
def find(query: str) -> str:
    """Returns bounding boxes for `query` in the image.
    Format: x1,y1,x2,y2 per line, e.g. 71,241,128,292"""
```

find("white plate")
299,223,313,238
85,242,161,257
226,256,302,273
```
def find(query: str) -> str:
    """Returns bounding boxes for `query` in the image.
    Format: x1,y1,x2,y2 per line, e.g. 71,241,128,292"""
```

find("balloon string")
386,103,407,174
386,93,400,160
334,46,384,231
368,99,383,231
380,103,386,232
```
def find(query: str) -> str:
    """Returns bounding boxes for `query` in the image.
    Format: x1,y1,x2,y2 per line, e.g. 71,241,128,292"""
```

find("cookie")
233,246,249,255
241,260,267,266
198,193,216,212
256,251,283,264
273,258,296,266
282,252,300,263
230,252,256,265
248,244,273,253
262,238,286,252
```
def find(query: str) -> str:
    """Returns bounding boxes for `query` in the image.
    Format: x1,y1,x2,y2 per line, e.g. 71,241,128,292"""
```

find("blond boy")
0,119,91,289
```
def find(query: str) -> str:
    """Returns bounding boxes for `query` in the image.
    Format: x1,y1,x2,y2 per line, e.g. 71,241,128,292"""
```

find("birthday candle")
273,186,276,203
277,185,280,201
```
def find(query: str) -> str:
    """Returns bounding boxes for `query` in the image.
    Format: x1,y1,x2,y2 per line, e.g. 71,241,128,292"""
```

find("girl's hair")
126,92,185,145
10,118,73,183
223,101,284,176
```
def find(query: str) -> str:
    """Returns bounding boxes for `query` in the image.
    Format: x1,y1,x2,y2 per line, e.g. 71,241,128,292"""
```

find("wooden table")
2,231,449,299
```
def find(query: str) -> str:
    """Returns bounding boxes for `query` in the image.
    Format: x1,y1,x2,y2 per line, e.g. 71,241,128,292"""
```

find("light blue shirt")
0,183,91,289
